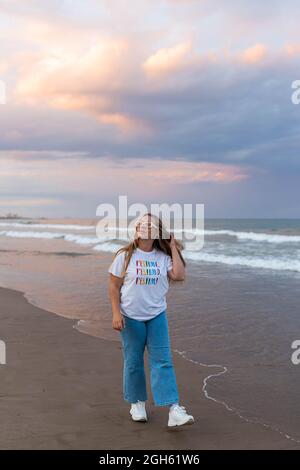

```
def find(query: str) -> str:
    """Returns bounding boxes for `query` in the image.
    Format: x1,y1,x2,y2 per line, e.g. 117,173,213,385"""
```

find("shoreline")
0,285,299,449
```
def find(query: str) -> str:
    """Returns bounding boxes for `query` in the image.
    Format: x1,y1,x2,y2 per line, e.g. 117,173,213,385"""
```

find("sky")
0,0,299,218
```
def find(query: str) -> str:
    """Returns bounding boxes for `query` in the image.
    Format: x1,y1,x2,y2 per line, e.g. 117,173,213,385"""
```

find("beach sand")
0,285,299,450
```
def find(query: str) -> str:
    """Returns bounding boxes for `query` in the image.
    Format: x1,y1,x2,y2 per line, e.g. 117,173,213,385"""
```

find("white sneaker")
130,400,147,422
168,404,195,427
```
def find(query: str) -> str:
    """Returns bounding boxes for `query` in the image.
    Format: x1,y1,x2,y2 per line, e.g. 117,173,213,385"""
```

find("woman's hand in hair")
169,233,177,249
168,233,186,281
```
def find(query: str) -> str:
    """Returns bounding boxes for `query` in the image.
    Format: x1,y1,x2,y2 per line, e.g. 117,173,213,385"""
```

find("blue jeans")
119,310,180,406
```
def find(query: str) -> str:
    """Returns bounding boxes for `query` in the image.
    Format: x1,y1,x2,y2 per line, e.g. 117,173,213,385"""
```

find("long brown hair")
111,212,185,277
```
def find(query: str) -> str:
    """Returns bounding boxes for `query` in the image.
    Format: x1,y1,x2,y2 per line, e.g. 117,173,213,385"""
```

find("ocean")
0,217,299,443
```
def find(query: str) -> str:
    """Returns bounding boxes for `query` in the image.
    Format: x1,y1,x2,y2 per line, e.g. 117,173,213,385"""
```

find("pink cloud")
13,33,154,137
239,43,268,64
284,43,300,56
0,198,60,207
125,159,249,184
142,41,195,78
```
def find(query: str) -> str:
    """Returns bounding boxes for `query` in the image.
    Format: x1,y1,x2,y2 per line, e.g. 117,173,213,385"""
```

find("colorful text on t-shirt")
135,259,160,285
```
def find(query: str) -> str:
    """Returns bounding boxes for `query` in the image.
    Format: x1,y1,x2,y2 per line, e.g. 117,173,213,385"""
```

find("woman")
108,213,195,427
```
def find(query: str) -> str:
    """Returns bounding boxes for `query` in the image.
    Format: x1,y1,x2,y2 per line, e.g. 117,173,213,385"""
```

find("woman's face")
136,215,159,240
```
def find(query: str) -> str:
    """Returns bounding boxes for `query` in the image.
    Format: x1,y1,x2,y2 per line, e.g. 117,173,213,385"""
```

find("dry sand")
0,285,299,450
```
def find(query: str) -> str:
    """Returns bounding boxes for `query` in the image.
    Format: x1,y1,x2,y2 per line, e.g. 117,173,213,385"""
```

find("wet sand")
0,285,299,450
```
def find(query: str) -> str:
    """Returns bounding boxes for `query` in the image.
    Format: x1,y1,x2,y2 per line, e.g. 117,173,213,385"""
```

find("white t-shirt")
108,247,173,321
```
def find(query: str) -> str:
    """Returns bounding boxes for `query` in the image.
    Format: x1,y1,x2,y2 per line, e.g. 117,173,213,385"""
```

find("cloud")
0,150,90,161
131,159,249,183
0,152,250,219
142,41,194,78
239,43,268,64
0,197,60,207
1,2,300,181
12,34,154,137
284,43,300,56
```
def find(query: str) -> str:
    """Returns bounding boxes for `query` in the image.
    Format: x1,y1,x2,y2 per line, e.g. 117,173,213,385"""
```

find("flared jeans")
119,310,180,406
